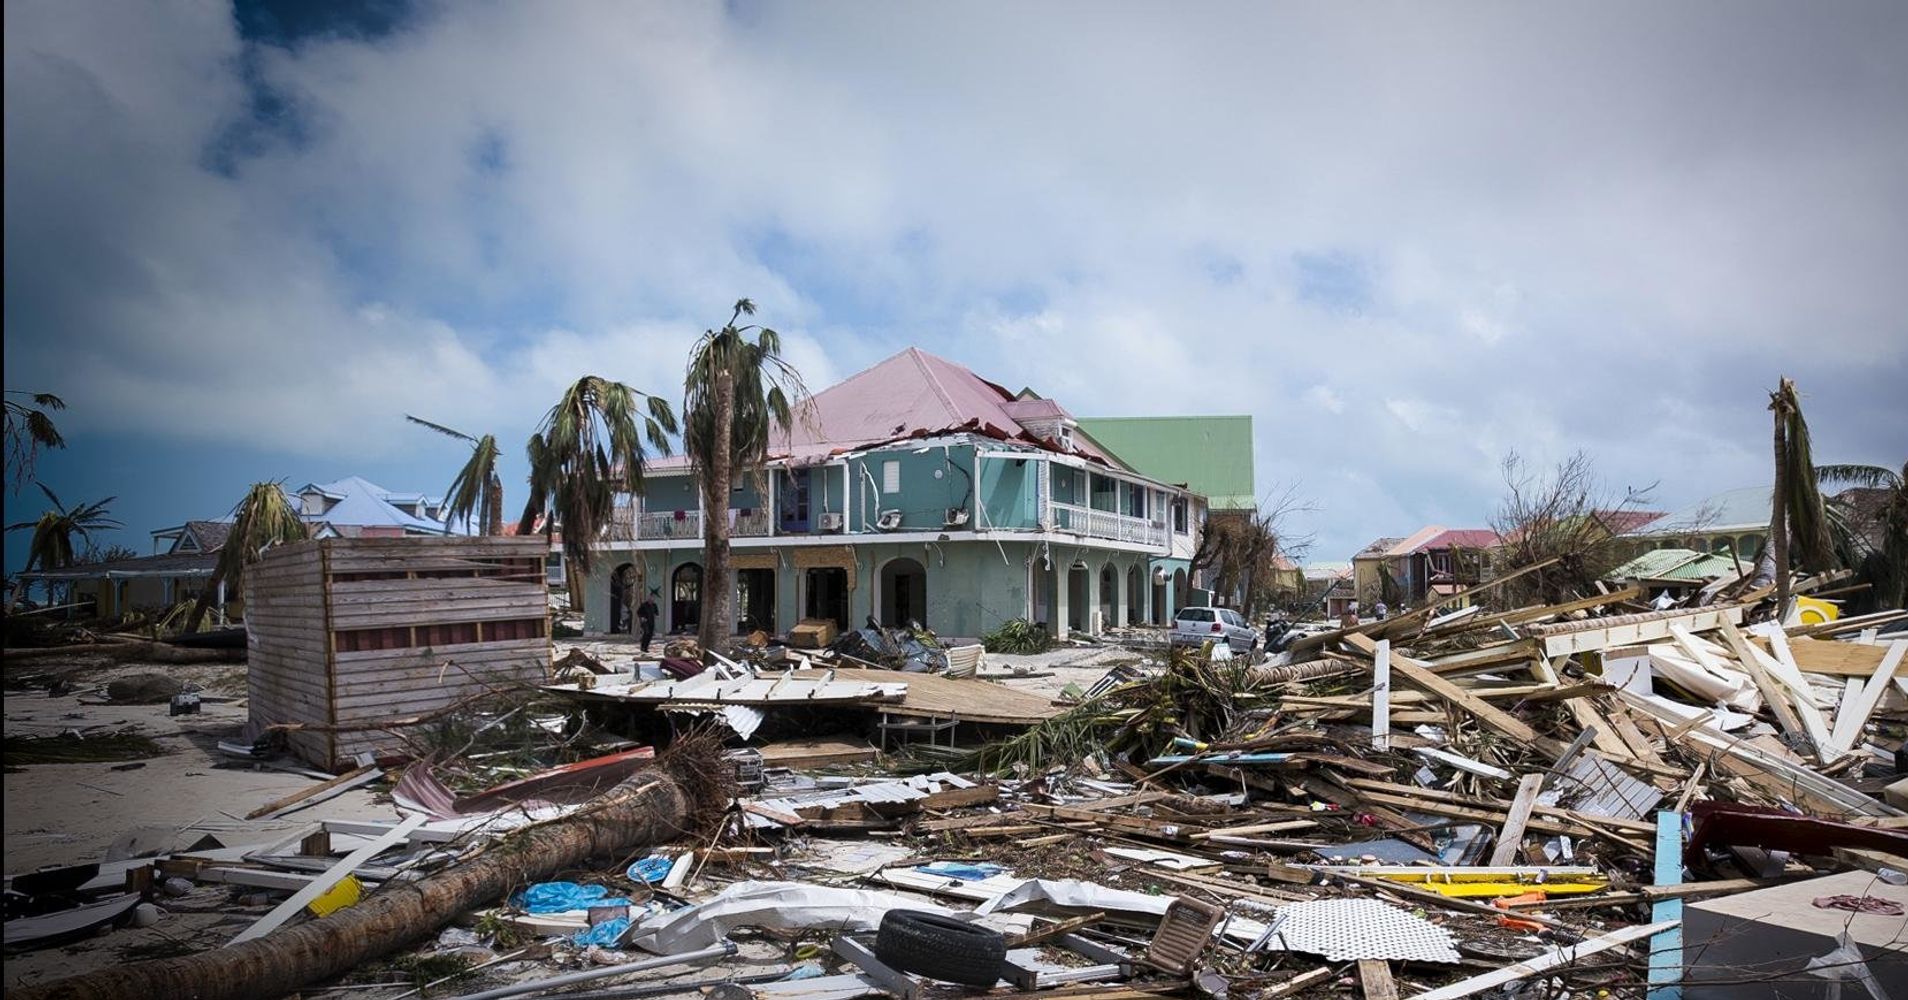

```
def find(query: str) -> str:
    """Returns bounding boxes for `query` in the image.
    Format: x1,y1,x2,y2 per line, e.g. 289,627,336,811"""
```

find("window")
882,460,901,494
1171,498,1189,534
1178,608,1214,622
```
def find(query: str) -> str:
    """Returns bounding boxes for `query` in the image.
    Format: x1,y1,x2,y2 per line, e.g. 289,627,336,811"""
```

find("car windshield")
1178,609,1214,622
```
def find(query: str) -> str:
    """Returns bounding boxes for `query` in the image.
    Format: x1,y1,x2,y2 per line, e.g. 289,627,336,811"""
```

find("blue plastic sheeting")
514,882,631,914
573,916,632,947
627,855,675,884
915,861,1005,881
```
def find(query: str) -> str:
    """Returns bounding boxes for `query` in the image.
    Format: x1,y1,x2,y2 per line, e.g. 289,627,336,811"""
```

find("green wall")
846,444,977,532
979,456,1039,529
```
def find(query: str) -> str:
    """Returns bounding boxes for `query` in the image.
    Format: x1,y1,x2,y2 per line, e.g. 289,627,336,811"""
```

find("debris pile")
6,578,1904,1000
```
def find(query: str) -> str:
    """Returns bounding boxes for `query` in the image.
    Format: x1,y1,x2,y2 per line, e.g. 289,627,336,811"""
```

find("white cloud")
5,0,1906,559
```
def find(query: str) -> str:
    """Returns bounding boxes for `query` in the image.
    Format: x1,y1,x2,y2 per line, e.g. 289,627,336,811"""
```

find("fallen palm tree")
14,733,731,1000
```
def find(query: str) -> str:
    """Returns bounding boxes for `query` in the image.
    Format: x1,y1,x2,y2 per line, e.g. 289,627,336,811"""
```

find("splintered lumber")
1759,635,1906,677
1290,557,1561,654
1344,634,1566,757
244,764,380,820
1371,639,1392,751
1824,641,1907,758
232,813,425,943
1717,621,1809,747
1526,605,1745,658
1265,968,1335,998
1490,774,1546,865
1005,912,1106,947
1357,960,1399,1000
1647,812,1684,999
1412,921,1676,1000
12,738,726,1000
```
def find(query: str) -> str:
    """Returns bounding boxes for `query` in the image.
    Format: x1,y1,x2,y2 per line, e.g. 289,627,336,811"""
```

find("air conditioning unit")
875,509,904,531
944,508,970,528
817,512,844,532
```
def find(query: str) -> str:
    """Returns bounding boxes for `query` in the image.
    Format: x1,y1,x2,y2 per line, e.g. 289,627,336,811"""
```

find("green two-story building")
583,348,1221,641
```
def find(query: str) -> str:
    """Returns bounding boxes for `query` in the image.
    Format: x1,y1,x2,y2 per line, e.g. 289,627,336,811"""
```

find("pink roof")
768,348,1119,465
1383,525,1449,557
1411,528,1501,552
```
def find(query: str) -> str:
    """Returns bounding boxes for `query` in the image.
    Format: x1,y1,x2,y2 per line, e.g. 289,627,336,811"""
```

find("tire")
873,909,1007,987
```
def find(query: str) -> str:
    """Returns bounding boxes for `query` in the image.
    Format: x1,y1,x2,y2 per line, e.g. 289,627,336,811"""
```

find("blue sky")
6,0,1907,574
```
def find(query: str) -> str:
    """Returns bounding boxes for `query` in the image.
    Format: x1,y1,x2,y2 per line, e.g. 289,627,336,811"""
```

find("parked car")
1169,606,1259,653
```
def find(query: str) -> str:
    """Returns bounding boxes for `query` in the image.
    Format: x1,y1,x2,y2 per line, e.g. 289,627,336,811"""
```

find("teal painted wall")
979,456,1039,529
640,475,696,513
846,445,977,532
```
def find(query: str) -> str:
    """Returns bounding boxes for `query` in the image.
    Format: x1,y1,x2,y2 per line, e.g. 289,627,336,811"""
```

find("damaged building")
585,348,1249,640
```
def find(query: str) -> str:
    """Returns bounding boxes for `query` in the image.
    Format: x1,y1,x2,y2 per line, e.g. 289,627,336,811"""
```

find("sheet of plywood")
1755,635,1905,678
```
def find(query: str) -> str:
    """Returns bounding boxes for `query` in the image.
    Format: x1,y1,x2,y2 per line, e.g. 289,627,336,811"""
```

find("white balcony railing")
601,507,774,543
1050,502,1168,549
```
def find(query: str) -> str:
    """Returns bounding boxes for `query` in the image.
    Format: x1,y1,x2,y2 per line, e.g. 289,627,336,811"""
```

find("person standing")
637,590,659,654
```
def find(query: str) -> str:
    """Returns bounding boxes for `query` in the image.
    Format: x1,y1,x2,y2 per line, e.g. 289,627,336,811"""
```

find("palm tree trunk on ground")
699,369,736,660
180,566,227,634
13,741,723,1000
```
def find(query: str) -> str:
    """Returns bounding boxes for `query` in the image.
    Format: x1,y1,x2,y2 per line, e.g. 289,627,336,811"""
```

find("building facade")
584,348,1211,640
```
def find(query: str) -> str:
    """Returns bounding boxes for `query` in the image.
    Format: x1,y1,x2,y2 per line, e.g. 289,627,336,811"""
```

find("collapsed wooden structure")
245,537,552,767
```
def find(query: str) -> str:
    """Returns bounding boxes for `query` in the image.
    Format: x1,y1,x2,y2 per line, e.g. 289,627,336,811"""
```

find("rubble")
6,558,1906,1000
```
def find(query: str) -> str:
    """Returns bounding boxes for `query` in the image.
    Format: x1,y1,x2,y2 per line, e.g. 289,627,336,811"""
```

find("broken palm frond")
184,480,309,632
12,732,730,1000
3,728,167,767
982,617,1056,655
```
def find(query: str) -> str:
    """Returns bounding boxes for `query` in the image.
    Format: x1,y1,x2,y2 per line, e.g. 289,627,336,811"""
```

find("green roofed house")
1074,416,1256,512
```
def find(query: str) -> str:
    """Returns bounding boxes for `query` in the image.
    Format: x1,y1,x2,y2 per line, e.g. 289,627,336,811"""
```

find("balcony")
1050,502,1168,549
603,507,774,544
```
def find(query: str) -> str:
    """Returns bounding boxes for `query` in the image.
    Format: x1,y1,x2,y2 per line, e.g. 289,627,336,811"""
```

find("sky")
5,0,1907,573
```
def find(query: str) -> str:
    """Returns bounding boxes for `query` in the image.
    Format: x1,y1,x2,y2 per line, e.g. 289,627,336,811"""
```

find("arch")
1067,564,1089,632
609,562,636,634
1125,565,1144,625
1098,563,1117,632
1171,568,1188,615
1152,568,1167,624
670,562,702,634
879,557,928,628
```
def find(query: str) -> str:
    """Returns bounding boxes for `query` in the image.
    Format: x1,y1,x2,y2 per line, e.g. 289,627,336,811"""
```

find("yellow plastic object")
1414,880,1607,898
1794,596,1840,626
308,874,363,917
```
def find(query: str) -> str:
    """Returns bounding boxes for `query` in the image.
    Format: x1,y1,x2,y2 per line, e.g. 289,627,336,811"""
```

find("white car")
1169,606,1259,654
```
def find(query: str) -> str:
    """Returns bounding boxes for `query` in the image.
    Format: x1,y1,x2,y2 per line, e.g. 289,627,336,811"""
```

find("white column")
1085,561,1102,634
1053,560,1070,639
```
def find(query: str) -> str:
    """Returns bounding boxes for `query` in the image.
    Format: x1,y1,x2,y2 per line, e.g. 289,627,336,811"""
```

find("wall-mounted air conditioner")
817,512,844,531
944,508,970,528
875,510,904,531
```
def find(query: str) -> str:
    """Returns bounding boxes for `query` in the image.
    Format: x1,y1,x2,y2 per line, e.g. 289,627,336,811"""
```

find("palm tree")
518,376,678,611
1816,461,1908,611
183,482,310,631
406,415,504,535
1767,378,1837,615
683,299,812,657
4,391,66,493
6,485,119,605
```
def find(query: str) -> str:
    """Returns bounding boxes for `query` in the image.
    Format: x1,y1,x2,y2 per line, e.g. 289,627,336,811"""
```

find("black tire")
873,909,1007,987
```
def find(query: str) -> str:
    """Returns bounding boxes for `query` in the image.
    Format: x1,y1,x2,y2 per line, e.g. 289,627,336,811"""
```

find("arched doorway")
880,557,928,628
670,562,702,634
1172,569,1188,615
609,562,635,634
1125,565,1143,625
1152,568,1167,624
1098,564,1116,632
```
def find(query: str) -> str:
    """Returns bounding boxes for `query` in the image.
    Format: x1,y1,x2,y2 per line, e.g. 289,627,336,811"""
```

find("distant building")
24,476,462,619
1350,525,1501,608
1616,486,1768,563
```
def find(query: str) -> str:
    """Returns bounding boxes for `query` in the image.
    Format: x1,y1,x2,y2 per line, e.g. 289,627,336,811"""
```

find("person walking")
636,590,659,654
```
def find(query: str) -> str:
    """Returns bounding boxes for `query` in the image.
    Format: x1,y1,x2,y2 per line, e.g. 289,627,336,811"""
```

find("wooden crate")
788,618,840,649
245,537,552,768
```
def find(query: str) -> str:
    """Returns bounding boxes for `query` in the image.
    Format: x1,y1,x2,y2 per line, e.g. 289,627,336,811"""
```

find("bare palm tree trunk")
486,473,505,536
699,368,736,661
180,565,227,633
1772,394,1791,618
13,744,722,1000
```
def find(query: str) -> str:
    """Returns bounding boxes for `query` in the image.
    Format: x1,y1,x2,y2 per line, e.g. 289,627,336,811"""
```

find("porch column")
1053,559,1070,640
1085,560,1101,634
1113,563,1129,628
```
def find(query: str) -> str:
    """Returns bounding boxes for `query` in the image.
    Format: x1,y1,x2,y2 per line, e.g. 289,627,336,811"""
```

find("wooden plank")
1648,812,1683,1000
1756,635,1903,677
1490,774,1546,865
231,813,425,943
1825,641,1907,758
1415,922,1677,1000
1371,639,1391,751
244,764,378,819
1357,961,1398,1000
1531,605,1745,658
1716,621,1808,746
1346,634,1564,756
